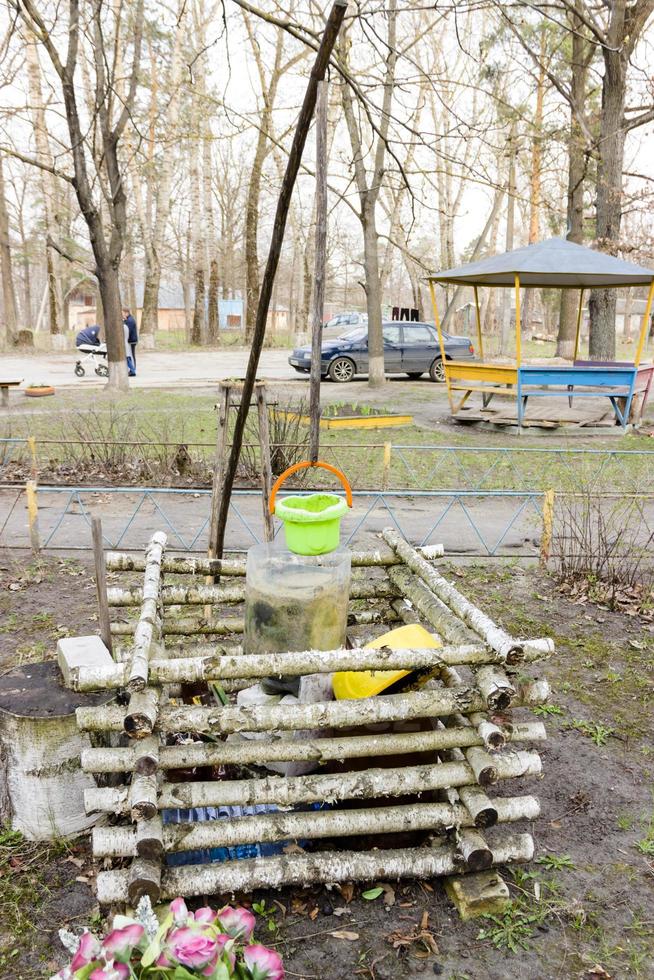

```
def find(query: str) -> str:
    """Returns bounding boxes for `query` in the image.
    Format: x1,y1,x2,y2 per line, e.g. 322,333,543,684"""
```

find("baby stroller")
75,342,109,378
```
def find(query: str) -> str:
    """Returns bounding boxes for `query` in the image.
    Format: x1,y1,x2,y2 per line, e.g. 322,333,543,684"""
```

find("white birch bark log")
126,532,166,691
124,688,160,739
389,569,478,646
474,666,517,712
96,834,534,902
107,578,396,607
457,827,493,871
77,685,550,737
81,720,546,774
104,545,445,576
127,857,161,905
383,529,539,662
71,643,497,691
92,795,540,858
129,774,158,821
85,751,542,815
113,609,389,639
135,815,164,861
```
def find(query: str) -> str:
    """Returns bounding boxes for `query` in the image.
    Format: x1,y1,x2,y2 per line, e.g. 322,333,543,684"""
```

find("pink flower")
218,905,255,941
244,943,285,980
89,964,129,980
101,924,145,962
170,897,190,925
166,926,219,970
194,906,218,925
71,932,102,972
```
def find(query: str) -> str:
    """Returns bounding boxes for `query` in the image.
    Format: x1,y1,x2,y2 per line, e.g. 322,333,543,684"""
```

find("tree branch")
0,144,74,182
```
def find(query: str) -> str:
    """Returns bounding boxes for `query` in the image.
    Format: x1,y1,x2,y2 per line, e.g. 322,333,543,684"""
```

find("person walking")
124,319,136,376
123,308,138,373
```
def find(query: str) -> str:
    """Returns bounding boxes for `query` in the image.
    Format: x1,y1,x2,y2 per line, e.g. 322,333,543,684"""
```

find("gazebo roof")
429,238,654,288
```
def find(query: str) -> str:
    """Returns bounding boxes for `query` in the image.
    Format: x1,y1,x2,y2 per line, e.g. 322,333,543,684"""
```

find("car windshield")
337,327,366,341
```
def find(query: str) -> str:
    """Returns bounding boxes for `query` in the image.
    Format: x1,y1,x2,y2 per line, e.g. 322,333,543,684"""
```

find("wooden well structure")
71,529,553,906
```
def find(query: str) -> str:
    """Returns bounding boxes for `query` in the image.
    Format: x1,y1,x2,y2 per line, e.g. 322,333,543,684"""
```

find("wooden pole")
473,286,484,361
573,289,585,362
634,279,654,366
428,279,453,412
255,382,274,541
25,480,40,555
540,488,555,565
309,79,328,462
91,517,113,656
514,273,521,365
207,382,232,581
211,0,348,564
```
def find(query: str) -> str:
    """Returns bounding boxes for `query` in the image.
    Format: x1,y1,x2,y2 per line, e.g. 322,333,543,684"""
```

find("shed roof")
429,238,654,288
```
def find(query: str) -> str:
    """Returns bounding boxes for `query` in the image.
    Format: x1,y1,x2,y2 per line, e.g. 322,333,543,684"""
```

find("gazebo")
427,238,654,429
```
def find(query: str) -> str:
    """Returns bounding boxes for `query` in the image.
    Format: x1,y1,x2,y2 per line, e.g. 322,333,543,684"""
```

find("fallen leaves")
330,930,359,941
386,911,439,959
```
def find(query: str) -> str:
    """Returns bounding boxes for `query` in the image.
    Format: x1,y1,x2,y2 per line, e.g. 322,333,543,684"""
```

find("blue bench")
516,364,652,428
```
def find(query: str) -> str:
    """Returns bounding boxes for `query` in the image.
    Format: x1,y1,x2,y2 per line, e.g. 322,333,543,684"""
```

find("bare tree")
339,0,397,387
0,150,18,345
13,0,145,390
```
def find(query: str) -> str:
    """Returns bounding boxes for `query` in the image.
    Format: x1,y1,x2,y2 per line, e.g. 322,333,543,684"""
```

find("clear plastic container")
244,542,351,689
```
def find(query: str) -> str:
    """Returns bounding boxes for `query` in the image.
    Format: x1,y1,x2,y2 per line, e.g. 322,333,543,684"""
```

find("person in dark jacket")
75,324,101,347
123,308,138,372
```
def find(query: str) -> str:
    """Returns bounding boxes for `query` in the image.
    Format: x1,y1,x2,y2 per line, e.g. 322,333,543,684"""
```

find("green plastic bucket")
275,493,349,556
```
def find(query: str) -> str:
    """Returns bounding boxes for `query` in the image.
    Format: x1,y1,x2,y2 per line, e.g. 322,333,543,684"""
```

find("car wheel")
74,363,85,377
406,372,423,379
329,357,355,383
429,358,446,383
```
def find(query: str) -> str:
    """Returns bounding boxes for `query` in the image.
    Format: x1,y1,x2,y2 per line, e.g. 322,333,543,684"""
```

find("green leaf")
139,935,163,969
173,968,198,980
361,887,384,900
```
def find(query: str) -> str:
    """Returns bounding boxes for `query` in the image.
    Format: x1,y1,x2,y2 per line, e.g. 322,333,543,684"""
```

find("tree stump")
0,661,112,840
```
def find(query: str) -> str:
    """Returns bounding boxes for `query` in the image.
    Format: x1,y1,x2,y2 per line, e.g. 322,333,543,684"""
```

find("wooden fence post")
256,382,275,542
540,489,554,566
25,480,40,554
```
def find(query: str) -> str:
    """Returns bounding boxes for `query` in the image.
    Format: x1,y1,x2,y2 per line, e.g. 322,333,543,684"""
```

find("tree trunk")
25,33,63,336
244,132,268,343
556,7,589,358
141,255,161,335
190,133,205,345
589,23,629,360
0,153,19,346
99,264,129,391
499,127,517,355
363,208,384,386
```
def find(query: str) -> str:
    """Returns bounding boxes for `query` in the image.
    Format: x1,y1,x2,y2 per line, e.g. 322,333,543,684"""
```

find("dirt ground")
1,551,653,980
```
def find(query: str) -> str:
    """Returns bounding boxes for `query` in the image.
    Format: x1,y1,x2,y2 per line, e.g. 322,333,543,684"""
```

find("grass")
3,385,654,493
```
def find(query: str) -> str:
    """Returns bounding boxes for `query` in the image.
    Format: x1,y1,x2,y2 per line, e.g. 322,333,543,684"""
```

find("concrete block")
444,870,510,921
57,635,113,688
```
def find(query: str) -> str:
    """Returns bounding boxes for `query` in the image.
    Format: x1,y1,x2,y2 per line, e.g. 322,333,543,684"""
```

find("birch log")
135,815,164,860
457,827,493,871
125,532,166,691
474,666,517,711
96,835,534,902
127,857,161,905
105,545,445,576
70,643,497,691
92,796,540,858
383,529,528,662
84,751,542,815
436,667,507,751
81,721,546,773
124,688,160,739
129,774,158,821
389,569,478,646
77,687,550,737
107,578,397,607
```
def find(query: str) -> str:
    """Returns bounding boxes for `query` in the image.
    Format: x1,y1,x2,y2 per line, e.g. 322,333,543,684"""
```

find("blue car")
289,320,475,383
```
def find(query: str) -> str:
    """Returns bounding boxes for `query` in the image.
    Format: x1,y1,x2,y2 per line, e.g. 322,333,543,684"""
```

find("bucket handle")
269,460,353,514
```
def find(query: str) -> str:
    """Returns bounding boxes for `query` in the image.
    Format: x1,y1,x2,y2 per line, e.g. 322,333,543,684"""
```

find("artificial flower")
170,897,190,925
166,926,219,970
101,923,145,962
243,943,285,980
89,962,129,980
217,906,255,941
70,931,102,971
